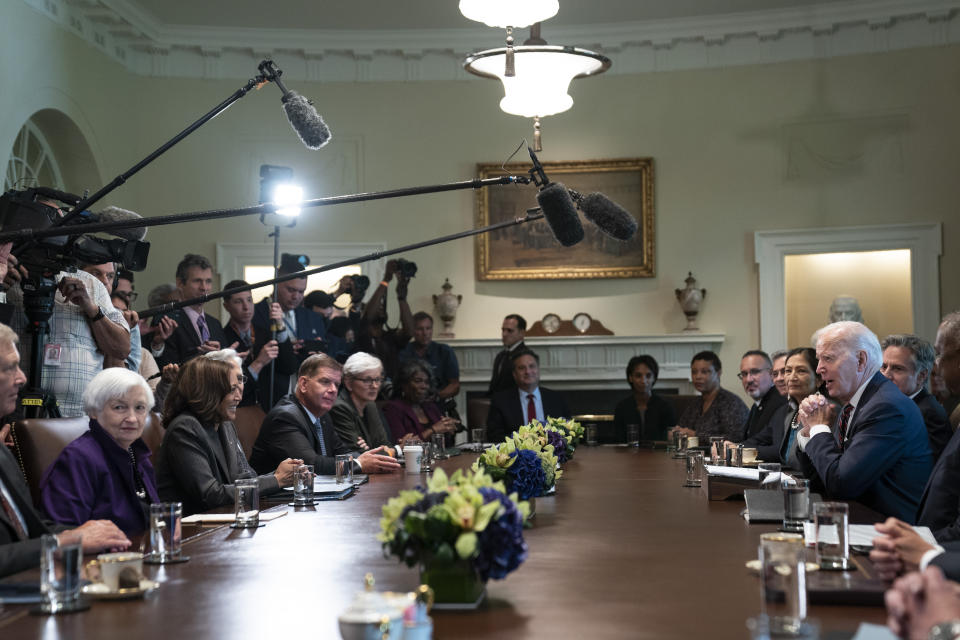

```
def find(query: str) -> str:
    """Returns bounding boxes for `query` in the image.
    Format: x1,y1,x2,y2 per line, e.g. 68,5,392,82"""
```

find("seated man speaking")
250,354,400,476
486,349,571,443
797,321,931,522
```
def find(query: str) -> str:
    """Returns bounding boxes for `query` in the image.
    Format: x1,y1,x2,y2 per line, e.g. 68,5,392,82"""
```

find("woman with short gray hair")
330,352,393,451
40,368,159,537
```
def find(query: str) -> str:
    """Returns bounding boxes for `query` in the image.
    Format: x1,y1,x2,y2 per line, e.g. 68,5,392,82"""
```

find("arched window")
4,119,65,191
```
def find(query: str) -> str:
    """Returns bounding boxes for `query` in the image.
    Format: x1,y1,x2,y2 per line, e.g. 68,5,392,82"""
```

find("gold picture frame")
474,158,654,280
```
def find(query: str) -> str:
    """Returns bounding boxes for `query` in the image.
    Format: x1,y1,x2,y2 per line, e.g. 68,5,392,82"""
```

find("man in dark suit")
250,354,400,476
486,349,571,443
221,280,279,408
0,323,129,577
487,314,526,396
737,349,787,441
251,255,332,411
881,334,951,463
153,254,229,368
797,321,932,522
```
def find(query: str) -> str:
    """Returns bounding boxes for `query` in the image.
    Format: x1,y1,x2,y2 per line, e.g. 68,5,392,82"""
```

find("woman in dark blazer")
330,352,393,451
155,352,299,515
41,368,159,537
613,355,677,443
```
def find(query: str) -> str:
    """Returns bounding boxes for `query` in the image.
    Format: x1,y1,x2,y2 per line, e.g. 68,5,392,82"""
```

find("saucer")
82,579,159,600
745,559,820,573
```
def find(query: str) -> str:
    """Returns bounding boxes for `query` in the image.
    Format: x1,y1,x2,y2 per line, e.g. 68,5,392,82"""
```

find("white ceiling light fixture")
464,23,610,150
459,0,559,77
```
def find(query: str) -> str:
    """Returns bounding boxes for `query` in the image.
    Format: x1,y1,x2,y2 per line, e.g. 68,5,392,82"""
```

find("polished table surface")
0,447,889,639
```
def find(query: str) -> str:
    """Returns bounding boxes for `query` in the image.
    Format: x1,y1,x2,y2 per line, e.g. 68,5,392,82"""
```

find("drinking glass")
710,437,725,464
759,533,809,637
233,478,260,528
335,454,354,484
672,431,688,459
431,432,446,459
420,442,434,472
585,425,598,446
625,424,640,447
39,533,83,612
729,444,743,467
471,427,487,445
147,502,183,563
293,464,315,506
814,502,850,570
758,462,782,490
684,450,704,487
782,478,810,533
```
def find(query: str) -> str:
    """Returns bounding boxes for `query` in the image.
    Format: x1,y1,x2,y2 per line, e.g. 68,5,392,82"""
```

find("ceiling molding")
30,0,960,82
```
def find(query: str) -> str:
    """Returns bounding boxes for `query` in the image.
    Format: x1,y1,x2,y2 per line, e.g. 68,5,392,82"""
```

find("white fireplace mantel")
448,334,725,400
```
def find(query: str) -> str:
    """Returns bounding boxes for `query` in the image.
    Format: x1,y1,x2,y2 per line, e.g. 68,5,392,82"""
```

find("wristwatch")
929,621,960,640
88,306,106,322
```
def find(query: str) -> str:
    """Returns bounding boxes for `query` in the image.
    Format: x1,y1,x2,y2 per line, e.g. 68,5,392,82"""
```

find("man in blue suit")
797,321,931,522
252,255,341,411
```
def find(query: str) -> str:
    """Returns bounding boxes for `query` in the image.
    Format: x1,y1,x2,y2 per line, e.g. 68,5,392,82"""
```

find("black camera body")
395,258,417,279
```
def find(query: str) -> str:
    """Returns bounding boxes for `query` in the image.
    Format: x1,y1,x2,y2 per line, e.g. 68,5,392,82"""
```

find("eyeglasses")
116,290,138,303
356,377,384,386
737,368,770,380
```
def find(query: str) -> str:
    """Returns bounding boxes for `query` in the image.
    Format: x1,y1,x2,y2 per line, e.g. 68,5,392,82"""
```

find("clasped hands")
797,393,837,437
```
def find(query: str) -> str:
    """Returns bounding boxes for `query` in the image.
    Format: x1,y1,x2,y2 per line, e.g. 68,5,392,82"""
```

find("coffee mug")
741,448,759,464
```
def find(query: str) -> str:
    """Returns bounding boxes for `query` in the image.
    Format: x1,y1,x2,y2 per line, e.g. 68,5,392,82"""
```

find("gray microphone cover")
95,206,147,241
536,183,584,247
579,193,638,241
282,91,331,149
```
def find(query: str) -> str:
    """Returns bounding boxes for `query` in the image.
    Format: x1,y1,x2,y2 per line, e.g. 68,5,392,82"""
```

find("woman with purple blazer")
41,368,159,537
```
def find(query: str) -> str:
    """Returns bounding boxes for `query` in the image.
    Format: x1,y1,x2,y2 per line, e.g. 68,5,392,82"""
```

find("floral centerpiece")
545,416,584,458
472,426,561,500
378,468,529,606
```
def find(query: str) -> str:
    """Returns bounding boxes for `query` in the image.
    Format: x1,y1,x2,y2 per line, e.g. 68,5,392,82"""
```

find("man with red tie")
795,321,931,522
485,349,571,443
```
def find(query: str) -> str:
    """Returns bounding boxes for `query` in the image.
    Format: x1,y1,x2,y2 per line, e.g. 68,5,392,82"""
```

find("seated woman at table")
155,354,300,515
740,347,823,468
330,352,393,451
670,351,749,441
613,355,676,442
382,359,458,447
40,368,159,537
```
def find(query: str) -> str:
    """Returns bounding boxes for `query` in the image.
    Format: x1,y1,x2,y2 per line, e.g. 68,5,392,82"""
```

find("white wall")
3,1,959,399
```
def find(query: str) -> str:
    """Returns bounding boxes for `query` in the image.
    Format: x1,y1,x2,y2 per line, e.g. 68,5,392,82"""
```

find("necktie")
0,479,29,541
837,404,853,451
315,417,328,457
526,393,536,423
196,314,210,342
742,404,759,440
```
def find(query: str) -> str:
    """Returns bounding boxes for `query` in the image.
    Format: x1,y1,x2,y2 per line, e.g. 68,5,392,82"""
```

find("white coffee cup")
88,552,144,591
403,445,423,474
742,448,759,464
687,436,700,448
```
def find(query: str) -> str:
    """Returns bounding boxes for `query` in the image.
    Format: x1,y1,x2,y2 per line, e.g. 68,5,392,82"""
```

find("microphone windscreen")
536,183,584,247
282,92,331,149
579,193,638,241
96,206,147,241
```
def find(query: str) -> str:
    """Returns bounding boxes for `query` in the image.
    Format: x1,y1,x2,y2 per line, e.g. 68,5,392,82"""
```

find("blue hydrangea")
507,449,547,500
474,487,528,581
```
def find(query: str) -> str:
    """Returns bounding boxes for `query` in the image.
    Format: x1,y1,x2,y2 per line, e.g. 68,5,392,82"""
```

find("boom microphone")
282,91,332,150
528,146,584,247
578,193,638,241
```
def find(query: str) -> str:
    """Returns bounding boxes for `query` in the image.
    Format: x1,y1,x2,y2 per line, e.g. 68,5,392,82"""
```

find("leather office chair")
10,416,89,507
233,405,266,460
467,397,492,430
140,411,165,458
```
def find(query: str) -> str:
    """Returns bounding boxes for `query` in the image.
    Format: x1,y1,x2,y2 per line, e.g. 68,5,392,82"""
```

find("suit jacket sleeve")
329,401,361,451
382,401,413,443
918,392,952,463
930,550,960,582
259,406,336,475
39,441,99,527
0,447,54,577
803,394,912,500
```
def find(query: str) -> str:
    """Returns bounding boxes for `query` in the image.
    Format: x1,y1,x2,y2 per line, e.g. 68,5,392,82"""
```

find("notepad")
801,522,936,547
182,510,289,524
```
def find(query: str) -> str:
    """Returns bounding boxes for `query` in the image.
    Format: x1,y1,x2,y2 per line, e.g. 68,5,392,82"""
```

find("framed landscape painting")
474,158,654,280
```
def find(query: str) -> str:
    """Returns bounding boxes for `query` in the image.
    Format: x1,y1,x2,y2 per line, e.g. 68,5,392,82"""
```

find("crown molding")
27,0,960,81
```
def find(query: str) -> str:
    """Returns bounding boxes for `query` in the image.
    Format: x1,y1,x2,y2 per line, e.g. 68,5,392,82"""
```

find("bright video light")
271,183,303,217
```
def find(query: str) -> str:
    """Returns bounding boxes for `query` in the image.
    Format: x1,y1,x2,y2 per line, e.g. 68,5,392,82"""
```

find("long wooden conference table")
0,447,889,639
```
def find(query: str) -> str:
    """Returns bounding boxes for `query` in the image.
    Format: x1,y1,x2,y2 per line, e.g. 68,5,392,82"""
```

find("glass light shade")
458,0,558,28
271,183,303,217
464,46,610,118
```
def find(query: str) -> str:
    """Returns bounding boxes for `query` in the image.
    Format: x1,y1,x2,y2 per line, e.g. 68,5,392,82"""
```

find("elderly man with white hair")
796,321,932,521
330,352,393,451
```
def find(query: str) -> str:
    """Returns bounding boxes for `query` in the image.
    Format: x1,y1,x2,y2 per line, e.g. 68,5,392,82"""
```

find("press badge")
43,343,63,366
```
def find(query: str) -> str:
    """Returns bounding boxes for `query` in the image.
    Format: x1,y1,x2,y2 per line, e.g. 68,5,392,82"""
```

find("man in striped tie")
795,321,931,522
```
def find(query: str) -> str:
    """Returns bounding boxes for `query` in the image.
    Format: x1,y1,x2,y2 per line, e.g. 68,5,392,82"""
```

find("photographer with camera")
355,259,415,393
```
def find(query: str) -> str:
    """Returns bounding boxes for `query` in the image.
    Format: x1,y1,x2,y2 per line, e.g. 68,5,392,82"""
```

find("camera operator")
81,261,141,372
355,259,414,392
6,200,130,417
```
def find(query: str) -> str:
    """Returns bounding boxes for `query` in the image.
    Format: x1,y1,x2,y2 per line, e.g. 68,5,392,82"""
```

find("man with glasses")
251,354,400,476
82,262,141,372
737,350,787,441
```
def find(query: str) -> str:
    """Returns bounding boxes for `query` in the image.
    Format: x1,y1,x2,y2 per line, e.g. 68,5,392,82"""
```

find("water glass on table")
336,454,354,484
584,425,598,447
758,532,813,638
672,431,688,459
683,450,704,487
38,533,85,613
471,427,487,448
146,502,184,563
758,462,782,490
709,437,725,464
782,478,810,533
233,478,260,529
431,432,446,459
625,423,640,447
293,464,315,506
814,502,850,570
